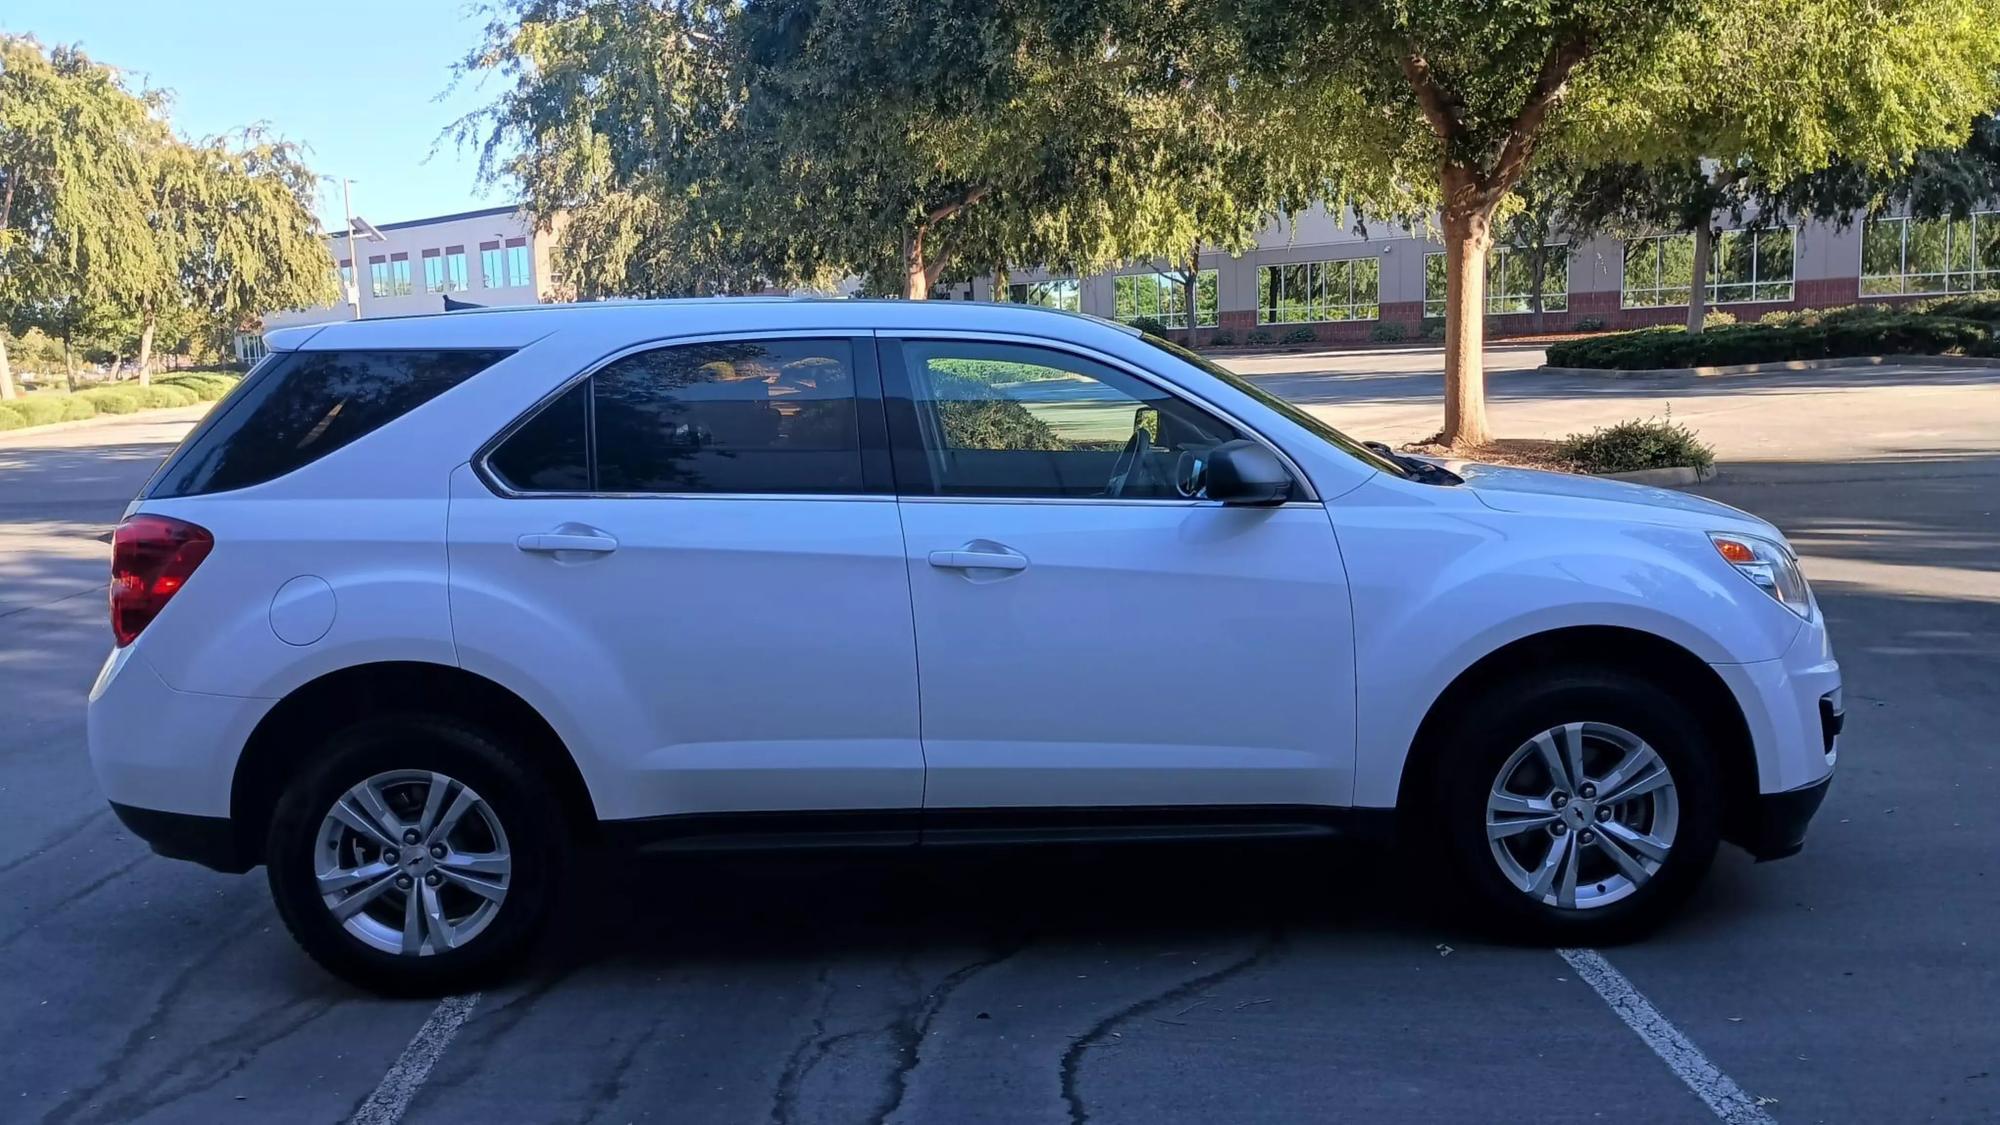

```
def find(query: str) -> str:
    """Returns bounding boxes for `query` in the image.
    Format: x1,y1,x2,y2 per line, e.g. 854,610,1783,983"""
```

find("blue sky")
2,0,509,232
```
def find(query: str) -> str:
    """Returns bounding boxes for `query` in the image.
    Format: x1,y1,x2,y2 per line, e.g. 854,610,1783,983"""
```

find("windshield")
1139,335,1412,478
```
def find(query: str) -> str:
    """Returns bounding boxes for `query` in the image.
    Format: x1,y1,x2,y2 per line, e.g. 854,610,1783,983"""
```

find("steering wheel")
1105,425,1155,498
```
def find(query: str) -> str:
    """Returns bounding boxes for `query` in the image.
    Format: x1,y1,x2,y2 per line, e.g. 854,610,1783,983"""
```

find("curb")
1539,354,2000,378
1596,465,1718,486
0,401,214,439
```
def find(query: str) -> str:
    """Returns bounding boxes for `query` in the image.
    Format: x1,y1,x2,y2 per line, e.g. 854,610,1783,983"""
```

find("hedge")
1554,413,1715,474
1545,309,1999,370
0,372,239,434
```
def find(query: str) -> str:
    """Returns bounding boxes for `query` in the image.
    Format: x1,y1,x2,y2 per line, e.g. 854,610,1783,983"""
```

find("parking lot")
2,351,1996,1125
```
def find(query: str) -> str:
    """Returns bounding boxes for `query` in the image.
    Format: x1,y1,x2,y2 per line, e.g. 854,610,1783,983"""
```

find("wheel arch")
230,661,599,862
1394,626,1758,837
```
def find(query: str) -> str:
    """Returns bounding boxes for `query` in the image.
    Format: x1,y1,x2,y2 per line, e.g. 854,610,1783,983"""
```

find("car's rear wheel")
1428,669,1722,942
266,715,563,995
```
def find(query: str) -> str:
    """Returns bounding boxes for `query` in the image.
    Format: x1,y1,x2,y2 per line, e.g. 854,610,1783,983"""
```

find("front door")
448,334,923,827
880,335,1357,813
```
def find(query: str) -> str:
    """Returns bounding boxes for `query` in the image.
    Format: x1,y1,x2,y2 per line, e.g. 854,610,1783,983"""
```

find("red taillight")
110,515,213,646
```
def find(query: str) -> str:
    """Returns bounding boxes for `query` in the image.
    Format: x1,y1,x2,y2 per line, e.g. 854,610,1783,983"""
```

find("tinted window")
892,341,1242,499
489,381,589,492
149,349,511,497
592,339,862,494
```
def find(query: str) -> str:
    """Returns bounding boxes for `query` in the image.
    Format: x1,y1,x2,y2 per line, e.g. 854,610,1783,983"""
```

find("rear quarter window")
147,349,513,497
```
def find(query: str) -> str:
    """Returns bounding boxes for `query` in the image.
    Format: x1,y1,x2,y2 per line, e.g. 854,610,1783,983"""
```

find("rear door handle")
516,531,619,554
928,548,1028,571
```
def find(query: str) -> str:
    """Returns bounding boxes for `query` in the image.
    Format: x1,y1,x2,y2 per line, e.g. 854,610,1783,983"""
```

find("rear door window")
148,348,512,497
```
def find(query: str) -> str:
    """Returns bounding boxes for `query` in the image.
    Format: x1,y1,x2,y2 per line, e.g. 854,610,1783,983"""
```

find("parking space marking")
350,993,482,1125
1559,949,1775,1125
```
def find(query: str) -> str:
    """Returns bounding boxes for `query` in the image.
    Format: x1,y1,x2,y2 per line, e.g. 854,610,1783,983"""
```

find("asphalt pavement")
1,357,1995,1125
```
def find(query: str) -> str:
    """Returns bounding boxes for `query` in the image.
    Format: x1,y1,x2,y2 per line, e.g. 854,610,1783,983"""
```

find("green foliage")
1703,309,1737,329
1421,317,1448,340
0,404,24,429
1370,322,1409,342
927,371,1068,451
129,384,197,408
1207,331,1236,347
1281,326,1317,345
76,386,141,414
1128,316,1171,338
1572,316,1607,331
3,395,81,426
1555,412,1715,473
157,372,240,400
1545,309,1999,369
1910,292,2000,322
1246,329,1276,345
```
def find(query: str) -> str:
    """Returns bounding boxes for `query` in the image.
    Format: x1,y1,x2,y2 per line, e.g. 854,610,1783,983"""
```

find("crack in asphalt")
42,908,268,1124
867,939,1032,1125
0,850,148,949
1057,931,1283,1125
71,995,342,1124
387,965,580,1116
0,806,111,880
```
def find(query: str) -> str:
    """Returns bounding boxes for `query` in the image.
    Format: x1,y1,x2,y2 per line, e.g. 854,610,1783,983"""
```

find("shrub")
1207,330,1236,347
1420,317,1448,341
131,384,198,408
0,404,26,430
1544,312,1996,370
59,396,98,421
8,395,82,426
1370,321,1409,343
1910,292,2000,322
77,387,142,414
1280,326,1317,344
1554,411,1715,474
159,372,240,400
1571,316,1606,331
929,371,1068,451
1128,315,1171,337
1702,309,1737,329
1246,329,1275,345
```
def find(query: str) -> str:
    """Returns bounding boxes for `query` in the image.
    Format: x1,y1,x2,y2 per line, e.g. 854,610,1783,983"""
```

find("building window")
1622,235,1697,308
337,260,354,299
389,254,412,296
445,247,469,291
1113,270,1218,328
1257,257,1380,323
1005,278,1081,312
480,242,504,288
1424,247,1570,317
505,239,532,287
369,256,390,299
1624,230,1797,308
1711,228,1795,303
1860,213,2000,296
423,251,447,293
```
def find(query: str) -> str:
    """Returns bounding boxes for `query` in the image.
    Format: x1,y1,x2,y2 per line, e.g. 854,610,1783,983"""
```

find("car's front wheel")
266,715,563,995
1429,669,1723,942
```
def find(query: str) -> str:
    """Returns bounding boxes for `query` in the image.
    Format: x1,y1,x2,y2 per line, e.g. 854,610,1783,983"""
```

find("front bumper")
1735,775,1832,861
110,802,253,873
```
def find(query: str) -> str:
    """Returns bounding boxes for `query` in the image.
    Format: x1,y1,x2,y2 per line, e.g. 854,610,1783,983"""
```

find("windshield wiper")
1364,441,1462,486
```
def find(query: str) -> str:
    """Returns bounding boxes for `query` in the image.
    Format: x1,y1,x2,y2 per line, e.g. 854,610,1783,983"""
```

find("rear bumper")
110,802,252,873
1735,775,1832,862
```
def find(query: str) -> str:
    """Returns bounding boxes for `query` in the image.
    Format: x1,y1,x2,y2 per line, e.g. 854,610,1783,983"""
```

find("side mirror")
1204,440,1294,505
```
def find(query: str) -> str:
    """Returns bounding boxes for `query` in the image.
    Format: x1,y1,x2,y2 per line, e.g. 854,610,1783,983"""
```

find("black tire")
266,714,565,996
1426,668,1722,944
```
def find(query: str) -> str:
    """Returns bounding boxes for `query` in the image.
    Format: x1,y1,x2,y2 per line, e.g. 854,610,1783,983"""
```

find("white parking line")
350,993,482,1125
1559,949,1776,1125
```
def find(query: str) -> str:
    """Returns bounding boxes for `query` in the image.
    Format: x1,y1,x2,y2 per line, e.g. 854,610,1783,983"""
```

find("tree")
0,36,160,396
1769,113,2000,229
464,0,1331,303
1228,0,2000,446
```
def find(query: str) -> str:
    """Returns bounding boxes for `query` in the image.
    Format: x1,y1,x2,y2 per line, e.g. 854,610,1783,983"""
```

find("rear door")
880,334,1358,814
447,333,923,828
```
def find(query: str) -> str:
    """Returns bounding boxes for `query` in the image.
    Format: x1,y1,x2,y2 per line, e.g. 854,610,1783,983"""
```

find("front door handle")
516,531,619,554
928,548,1028,571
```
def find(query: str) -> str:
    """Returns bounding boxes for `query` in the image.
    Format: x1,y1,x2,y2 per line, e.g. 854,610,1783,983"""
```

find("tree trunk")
901,227,935,300
1182,245,1202,347
137,310,157,386
993,263,1009,302
1441,200,1496,449
1687,220,1714,334
1529,249,1548,334
0,334,15,401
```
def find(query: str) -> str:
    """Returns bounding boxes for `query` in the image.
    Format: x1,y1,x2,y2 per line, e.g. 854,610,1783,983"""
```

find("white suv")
89,300,1840,994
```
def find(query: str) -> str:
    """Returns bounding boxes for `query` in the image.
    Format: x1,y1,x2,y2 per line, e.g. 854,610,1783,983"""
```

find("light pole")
342,179,362,320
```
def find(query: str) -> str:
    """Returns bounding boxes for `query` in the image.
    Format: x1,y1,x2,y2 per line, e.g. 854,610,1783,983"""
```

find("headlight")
1710,532,1812,618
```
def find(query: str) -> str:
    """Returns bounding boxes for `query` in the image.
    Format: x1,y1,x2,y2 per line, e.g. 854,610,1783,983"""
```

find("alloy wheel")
314,769,512,956
1485,722,1679,910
